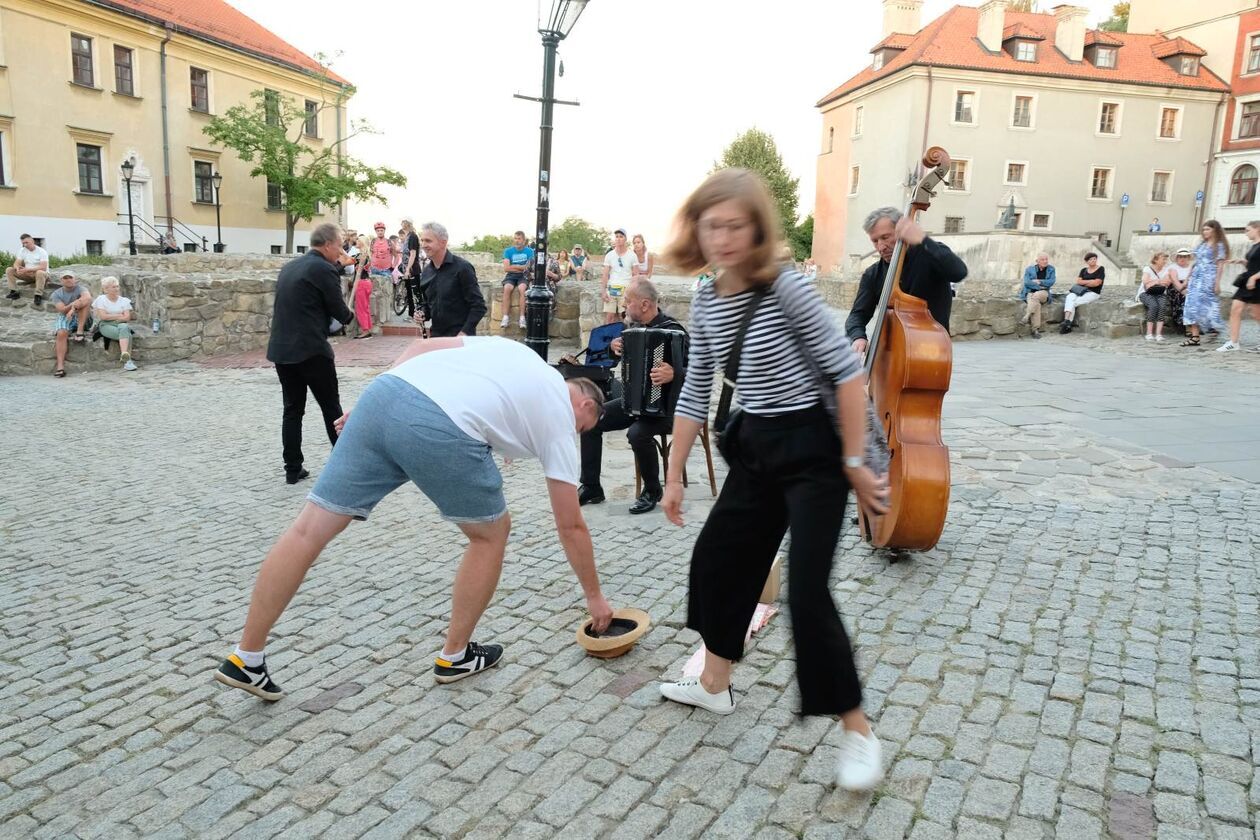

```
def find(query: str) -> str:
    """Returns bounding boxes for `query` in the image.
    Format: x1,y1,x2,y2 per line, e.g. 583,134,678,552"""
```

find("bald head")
624,278,661,325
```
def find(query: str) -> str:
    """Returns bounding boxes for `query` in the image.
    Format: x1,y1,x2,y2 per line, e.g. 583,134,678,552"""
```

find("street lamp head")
541,0,589,38
120,158,134,180
212,171,223,190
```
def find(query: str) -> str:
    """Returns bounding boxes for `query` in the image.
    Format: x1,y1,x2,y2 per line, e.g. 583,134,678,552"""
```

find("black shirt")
1036,265,1049,280
1077,266,1105,295
420,250,488,337
267,250,353,365
846,237,968,342
406,232,421,277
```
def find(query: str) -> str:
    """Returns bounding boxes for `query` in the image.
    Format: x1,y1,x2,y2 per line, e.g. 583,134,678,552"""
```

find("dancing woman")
657,168,890,791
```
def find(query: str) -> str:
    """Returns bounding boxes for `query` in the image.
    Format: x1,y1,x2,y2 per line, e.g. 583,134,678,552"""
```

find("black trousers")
579,397,670,492
275,355,343,476
688,405,862,716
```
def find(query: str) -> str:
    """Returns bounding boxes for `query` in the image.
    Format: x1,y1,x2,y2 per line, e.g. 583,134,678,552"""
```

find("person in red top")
355,222,394,339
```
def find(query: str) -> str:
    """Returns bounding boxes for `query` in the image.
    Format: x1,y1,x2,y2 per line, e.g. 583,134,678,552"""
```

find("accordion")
621,327,688,418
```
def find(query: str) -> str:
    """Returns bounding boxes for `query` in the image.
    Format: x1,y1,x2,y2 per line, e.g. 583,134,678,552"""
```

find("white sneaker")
1156,335,1166,343
1144,334,1154,342
519,316,527,329
500,315,510,328
1217,341,1239,352
835,729,884,791
123,360,137,371
659,677,736,715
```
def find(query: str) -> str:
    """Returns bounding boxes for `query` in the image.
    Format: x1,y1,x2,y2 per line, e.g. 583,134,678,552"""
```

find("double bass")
860,147,953,551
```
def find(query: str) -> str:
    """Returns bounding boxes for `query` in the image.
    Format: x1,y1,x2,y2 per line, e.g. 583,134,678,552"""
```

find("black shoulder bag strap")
713,288,768,432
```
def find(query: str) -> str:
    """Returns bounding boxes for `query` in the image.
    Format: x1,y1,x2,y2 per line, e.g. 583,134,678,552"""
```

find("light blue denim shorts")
308,374,507,523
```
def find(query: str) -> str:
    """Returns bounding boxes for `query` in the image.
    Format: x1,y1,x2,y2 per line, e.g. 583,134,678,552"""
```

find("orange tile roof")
1151,36,1207,59
94,0,350,85
870,32,915,53
1083,29,1123,48
817,5,1225,107
1002,22,1044,41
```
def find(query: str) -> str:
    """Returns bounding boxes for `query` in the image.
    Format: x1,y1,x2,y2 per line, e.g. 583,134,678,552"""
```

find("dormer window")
1179,56,1199,75
873,51,884,70
1015,41,1036,62
1095,47,1116,68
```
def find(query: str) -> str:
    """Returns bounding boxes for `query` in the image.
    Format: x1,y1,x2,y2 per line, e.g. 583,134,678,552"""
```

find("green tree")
1099,2,1129,32
549,217,611,257
458,233,515,254
712,128,800,239
202,76,405,252
788,214,814,261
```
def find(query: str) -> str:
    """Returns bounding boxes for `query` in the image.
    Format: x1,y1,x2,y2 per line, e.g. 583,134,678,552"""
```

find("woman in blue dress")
1181,220,1228,347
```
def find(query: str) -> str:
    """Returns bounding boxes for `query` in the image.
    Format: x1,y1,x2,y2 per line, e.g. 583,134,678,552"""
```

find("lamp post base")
213,243,225,253
524,282,554,360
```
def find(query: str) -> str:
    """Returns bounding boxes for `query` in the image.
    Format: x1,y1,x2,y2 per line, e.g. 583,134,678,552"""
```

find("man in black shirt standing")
579,278,686,515
846,206,968,355
416,222,487,338
267,223,354,485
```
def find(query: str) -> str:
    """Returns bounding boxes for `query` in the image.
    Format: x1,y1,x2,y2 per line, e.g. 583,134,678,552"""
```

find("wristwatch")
843,456,864,470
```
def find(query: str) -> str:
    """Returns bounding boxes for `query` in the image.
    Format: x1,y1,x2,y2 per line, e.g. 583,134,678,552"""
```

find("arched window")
1229,164,1257,205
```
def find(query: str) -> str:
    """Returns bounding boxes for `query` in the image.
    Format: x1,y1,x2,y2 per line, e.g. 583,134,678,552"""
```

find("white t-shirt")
1171,263,1191,282
385,337,580,484
605,248,634,292
92,294,132,316
18,246,48,269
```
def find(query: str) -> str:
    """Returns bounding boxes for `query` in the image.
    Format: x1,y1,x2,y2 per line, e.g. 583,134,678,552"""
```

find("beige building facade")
813,1,1228,275
0,0,349,257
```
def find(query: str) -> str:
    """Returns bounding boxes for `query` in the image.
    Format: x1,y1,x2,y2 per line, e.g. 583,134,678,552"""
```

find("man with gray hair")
417,222,487,338
266,223,355,484
845,207,967,355
1019,252,1057,339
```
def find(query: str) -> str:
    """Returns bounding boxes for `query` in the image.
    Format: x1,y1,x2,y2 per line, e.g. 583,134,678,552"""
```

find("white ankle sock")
439,645,467,661
234,646,265,668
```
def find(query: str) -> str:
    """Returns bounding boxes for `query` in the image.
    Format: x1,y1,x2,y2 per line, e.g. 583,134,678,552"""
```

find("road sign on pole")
1120,193,1130,208
1195,189,1204,208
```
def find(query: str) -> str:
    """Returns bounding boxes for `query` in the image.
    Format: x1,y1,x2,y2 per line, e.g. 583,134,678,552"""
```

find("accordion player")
621,327,688,419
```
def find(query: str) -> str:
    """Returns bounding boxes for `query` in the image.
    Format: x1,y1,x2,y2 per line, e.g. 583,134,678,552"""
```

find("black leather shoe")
285,468,310,485
629,489,662,515
578,484,605,505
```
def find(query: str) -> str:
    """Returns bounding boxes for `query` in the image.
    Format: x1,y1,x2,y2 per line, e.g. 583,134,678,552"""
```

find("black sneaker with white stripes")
213,654,284,701
433,641,504,684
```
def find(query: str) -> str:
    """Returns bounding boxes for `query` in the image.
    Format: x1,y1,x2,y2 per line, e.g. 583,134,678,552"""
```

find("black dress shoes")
629,489,663,515
578,484,605,505
285,468,310,485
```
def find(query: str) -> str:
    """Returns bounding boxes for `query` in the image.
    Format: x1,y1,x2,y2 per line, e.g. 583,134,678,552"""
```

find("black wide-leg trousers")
687,405,863,716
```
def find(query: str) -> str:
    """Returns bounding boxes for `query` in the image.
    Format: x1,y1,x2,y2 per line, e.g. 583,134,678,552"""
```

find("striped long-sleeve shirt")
675,269,863,424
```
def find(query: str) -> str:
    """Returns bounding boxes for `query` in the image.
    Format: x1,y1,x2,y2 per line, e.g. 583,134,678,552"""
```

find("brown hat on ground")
576,608,651,659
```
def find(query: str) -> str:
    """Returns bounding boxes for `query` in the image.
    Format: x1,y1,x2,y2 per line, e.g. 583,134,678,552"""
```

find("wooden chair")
635,421,718,497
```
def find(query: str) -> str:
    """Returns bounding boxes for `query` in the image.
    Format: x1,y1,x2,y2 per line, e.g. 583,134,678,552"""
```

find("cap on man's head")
60,270,76,280
614,228,627,237
572,244,583,250
374,221,386,230
1175,248,1192,256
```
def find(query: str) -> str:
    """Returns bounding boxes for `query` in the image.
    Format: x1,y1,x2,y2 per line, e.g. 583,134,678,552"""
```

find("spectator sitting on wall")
570,244,588,281
1148,217,1162,233
93,276,138,371
161,232,181,254
1018,252,1056,339
5,233,50,306
1059,252,1105,334
50,270,93,378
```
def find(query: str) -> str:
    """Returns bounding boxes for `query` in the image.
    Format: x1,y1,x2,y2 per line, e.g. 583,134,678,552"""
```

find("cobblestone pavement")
1,334,1258,840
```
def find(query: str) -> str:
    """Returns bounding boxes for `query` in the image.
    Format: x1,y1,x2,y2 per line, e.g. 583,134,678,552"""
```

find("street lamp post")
212,171,225,253
524,0,590,361
120,158,136,256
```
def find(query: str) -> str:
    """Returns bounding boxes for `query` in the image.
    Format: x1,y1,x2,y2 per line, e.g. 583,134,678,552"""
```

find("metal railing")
154,216,210,252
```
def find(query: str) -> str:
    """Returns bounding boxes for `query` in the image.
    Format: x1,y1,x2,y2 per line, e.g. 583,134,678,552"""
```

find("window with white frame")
0,131,7,186
77,143,103,194
1241,101,1260,138
1011,94,1034,129
1098,101,1121,135
943,216,964,234
1249,34,1260,73
1229,164,1257,205
194,161,215,203
1159,107,1180,139
1150,171,1172,203
946,159,969,191
1031,212,1052,230
71,34,94,87
190,67,210,113
1005,161,1027,185
1180,56,1199,75
853,106,864,137
1015,42,1036,62
954,91,976,124
1090,166,1113,199
872,52,884,70
1094,47,1116,68
849,166,860,196
304,100,319,138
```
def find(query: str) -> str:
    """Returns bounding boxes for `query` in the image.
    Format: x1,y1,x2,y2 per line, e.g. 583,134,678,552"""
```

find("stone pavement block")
1154,751,1199,794
862,797,915,840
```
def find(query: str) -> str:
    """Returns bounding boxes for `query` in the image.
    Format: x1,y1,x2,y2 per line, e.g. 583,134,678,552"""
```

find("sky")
230,0,1119,249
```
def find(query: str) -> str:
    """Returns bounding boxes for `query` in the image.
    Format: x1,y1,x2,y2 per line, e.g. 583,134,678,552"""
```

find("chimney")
1054,4,1088,62
976,0,1008,52
882,0,923,37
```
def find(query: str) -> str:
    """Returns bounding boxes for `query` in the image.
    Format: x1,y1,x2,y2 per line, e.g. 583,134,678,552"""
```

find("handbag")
713,289,768,463
1069,283,1091,296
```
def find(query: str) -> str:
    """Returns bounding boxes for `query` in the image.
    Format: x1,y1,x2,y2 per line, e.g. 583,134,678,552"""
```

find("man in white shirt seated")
214,336,616,701
6,233,50,306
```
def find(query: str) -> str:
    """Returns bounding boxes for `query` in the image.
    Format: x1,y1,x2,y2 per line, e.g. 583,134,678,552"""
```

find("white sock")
439,645,467,661
234,646,265,668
